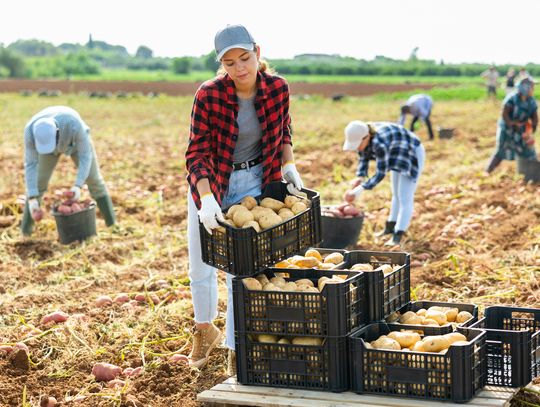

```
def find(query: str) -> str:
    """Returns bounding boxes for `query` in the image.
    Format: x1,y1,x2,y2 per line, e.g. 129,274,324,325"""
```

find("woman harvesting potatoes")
485,77,538,173
343,121,425,246
184,24,303,374
21,106,116,236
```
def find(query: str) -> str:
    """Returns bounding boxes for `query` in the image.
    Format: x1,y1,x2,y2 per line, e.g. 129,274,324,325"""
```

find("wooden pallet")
198,378,518,407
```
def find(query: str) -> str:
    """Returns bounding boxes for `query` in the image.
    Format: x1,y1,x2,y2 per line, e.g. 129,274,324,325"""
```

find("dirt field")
0,93,539,406
0,79,436,97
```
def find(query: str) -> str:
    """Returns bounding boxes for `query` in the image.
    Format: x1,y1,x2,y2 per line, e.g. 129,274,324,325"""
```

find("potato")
301,286,320,293
95,295,113,308
371,336,401,350
278,208,295,220
317,276,330,291
92,362,122,382
226,204,247,219
41,311,69,325
294,278,314,287
286,264,301,269
274,260,290,268
319,278,340,291
422,336,451,352
57,204,72,215
456,311,473,324
318,262,336,270
450,340,469,346
255,274,270,286
386,312,400,323
375,264,394,275
350,263,373,271
258,334,278,343
399,311,417,324
242,220,261,232
411,341,425,352
291,201,307,214
260,197,285,212
294,257,319,268
284,195,300,208
269,276,286,287
241,196,257,210
324,252,344,265
282,282,298,291
292,337,323,346
443,332,467,345
250,206,273,220
427,306,445,313
233,209,254,227
277,337,290,344
425,310,448,326
243,278,262,291
388,331,421,348
416,308,427,317
445,308,459,323
258,213,283,229
422,318,440,326
263,283,280,291
304,249,322,261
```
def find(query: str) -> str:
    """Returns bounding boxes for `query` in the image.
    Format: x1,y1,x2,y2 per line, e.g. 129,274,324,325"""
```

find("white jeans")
388,144,426,231
187,163,263,350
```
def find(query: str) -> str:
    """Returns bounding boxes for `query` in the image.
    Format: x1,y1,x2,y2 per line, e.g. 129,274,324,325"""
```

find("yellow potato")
258,213,283,229
263,283,281,291
371,336,401,350
215,226,226,233
422,318,440,326
226,204,248,219
233,209,254,227
304,249,322,262
324,252,344,265
255,274,270,286
243,278,262,290
284,195,300,208
450,340,469,346
443,332,467,345
402,315,423,325
375,264,394,275
350,263,374,271
294,278,314,287
422,336,451,352
388,331,421,348
282,282,298,292
318,262,336,270
241,196,257,210
269,276,286,287
386,312,400,323
301,286,319,293
456,311,473,324
274,260,290,268
425,310,448,326
427,306,445,313
277,337,290,344
411,341,425,352
242,220,261,233
399,311,417,323
292,337,323,346
286,264,301,269
445,308,459,322
258,334,278,343
260,197,285,212
295,257,319,268
291,201,307,214
251,206,274,221
317,276,330,291
278,208,295,221
416,308,427,317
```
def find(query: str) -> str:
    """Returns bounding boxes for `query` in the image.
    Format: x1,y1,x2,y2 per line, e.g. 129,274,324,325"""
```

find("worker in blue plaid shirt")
342,121,426,246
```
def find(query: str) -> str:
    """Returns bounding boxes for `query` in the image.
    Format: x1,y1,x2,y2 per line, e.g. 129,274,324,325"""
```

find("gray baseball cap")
214,24,255,61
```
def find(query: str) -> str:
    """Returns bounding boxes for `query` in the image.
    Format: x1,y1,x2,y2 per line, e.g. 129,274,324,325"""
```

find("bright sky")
3,0,539,65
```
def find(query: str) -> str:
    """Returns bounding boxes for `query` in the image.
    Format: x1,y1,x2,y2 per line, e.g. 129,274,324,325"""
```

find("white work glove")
282,162,304,191
344,185,364,203
70,186,81,201
28,198,43,222
197,193,225,234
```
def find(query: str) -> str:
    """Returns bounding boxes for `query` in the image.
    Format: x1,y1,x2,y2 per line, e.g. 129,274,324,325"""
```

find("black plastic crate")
387,300,479,335
199,182,322,276
468,306,540,387
236,333,348,392
233,268,366,337
338,250,410,321
349,323,486,403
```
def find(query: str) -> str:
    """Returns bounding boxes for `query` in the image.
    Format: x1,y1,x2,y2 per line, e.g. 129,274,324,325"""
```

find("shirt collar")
223,71,268,105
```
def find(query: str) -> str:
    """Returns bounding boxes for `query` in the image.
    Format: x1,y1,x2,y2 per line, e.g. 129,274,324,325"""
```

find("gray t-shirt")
233,96,262,163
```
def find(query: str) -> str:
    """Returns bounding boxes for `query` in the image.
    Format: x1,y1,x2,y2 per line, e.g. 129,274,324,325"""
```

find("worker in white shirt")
398,94,434,140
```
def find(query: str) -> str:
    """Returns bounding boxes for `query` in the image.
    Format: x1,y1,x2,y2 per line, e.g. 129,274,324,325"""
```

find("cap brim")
343,140,360,151
36,140,56,154
216,43,254,61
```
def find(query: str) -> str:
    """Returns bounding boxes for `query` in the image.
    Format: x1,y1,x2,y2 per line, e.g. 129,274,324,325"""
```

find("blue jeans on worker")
186,163,263,350
388,144,426,231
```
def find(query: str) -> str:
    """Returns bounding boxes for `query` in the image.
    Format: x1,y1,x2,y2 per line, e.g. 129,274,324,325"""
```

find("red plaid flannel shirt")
186,71,293,209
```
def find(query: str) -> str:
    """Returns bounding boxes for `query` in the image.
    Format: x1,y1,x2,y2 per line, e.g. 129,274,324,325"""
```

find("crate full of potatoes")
338,250,410,321
233,264,366,337
235,332,348,392
272,248,346,270
349,322,486,402
385,300,477,335
199,182,321,276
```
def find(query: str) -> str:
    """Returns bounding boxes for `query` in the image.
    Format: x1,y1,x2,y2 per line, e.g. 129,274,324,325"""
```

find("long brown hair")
216,45,275,75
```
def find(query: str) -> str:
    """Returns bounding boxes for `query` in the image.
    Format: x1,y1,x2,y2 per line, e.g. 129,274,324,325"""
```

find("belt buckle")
241,162,247,169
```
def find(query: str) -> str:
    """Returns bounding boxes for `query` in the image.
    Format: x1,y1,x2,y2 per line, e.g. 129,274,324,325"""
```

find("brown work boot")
227,349,236,377
188,324,222,369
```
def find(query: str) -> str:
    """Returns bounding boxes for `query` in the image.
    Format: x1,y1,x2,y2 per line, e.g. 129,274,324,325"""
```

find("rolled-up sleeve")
186,89,212,189
362,145,389,190
24,127,39,197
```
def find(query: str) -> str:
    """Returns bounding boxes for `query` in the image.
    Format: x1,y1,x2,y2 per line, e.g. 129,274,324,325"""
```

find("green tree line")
1,38,540,79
